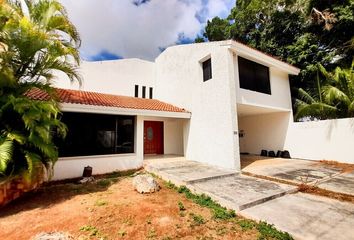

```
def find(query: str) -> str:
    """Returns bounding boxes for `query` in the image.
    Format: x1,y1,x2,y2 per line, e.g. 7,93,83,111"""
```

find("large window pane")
238,56,271,94
116,116,134,153
57,112,135,157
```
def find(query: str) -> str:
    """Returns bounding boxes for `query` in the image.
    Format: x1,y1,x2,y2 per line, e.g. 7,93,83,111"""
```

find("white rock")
132,174,160,193
79,176,95,184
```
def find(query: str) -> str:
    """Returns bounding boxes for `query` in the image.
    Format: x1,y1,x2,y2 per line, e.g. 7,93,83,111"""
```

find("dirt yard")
0,171,291,240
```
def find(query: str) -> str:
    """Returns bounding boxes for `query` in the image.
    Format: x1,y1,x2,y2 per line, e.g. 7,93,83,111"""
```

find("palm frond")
295,99,337,121
0,139,14,175
322,85,351,105
297,88,316,104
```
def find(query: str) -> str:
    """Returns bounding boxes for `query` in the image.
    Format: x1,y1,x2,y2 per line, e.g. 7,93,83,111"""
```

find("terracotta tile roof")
26,88,188,113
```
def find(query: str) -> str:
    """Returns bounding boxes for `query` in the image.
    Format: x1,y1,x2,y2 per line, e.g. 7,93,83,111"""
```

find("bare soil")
318,160,354,173
0,173,261,240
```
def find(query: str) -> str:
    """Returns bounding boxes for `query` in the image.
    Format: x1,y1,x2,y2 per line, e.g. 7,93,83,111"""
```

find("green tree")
0,0,81,180
295,62,354,120
204,17,231,41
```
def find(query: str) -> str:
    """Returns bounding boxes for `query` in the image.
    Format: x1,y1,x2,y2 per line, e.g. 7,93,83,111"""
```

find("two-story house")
30,40,353,180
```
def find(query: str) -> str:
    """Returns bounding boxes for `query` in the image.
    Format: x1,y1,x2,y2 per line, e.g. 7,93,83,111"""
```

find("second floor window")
202,58,212,82
238,56,271,95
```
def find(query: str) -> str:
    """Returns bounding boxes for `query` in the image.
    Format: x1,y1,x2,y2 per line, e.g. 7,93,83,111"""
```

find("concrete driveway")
241,155,354,196
242,192,354,240
145,156,354,240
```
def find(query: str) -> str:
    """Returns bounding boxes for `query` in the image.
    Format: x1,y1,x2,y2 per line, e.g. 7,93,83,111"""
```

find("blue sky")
60,0,235,61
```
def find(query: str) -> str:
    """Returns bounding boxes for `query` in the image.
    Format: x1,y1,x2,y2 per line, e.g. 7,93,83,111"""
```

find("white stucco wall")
53,58,155,97
238,112,292,154
154,41,240,170
238,113,354,164
52,154,141,180
234,55,292,111
285,118,354,163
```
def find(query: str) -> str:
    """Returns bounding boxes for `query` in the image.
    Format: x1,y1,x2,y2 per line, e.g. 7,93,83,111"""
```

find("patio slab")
145,159,236,186
242,156,342,185
241,192,354,240
317,171,354,196
189,174,296,211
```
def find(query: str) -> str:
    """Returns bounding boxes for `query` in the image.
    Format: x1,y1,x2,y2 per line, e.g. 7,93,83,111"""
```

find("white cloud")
60,0,235,61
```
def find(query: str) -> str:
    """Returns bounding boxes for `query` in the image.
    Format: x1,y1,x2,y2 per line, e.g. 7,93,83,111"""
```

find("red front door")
144,121,164,154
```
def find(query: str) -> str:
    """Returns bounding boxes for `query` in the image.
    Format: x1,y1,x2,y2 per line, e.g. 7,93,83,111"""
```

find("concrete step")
145,160,297,211
188,174,297,211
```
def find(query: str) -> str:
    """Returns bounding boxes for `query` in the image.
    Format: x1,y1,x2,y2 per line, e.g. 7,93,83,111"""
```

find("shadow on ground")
0,170,137,218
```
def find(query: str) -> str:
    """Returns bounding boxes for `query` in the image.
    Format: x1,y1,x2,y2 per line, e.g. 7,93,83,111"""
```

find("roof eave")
60,103,191,119
223,40,300,76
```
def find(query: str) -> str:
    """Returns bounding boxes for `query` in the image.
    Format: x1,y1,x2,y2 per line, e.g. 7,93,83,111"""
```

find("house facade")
35,40,353,180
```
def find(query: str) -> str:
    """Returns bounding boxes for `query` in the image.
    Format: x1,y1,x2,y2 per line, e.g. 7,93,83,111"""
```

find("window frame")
134,85,139,97
56,112,136,158
238,56,271,95
149,87,153,99
202,58,212,82
142,86,146,98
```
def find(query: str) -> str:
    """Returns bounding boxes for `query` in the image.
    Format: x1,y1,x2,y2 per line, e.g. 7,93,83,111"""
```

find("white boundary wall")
239,114,354,164
285,117,354,163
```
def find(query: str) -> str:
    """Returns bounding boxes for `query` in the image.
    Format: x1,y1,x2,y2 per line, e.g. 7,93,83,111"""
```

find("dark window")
202,58,212,82
149,87,153,99
56,113,135,157
142,86,146,98
238,56,271,94
134,85,139,97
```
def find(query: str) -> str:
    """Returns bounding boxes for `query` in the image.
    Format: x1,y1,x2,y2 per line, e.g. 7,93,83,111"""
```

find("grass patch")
176,185,236,220
178,201,186,211
79,225,105,238
237,219,256,231
146,228,157,239
96,179,112,188
190,213,206,226
117,229,127,238
105,169,138,179
257,221,293,240
94,199,108,206
164,181,176,189
216,226,228,235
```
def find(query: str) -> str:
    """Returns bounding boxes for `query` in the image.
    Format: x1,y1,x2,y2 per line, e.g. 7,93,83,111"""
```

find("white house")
29,40,354,180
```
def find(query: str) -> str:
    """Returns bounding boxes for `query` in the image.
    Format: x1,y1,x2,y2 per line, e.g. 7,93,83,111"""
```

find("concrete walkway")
145,157,354,240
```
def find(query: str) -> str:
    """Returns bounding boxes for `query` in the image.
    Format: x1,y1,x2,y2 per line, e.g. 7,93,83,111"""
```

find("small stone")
32,232,73,240
132,174,160,194
78,176,95,184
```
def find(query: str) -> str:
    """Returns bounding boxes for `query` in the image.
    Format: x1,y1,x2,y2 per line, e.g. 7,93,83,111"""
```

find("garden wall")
239,114,354,164
285,117,354,163
0,176,43,207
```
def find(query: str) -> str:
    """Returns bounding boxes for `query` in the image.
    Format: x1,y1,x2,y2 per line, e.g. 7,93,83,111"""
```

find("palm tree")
0,0,81,180
295,62,354,120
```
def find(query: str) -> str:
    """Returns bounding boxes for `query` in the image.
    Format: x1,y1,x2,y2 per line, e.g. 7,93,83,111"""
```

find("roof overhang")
60,103,191,119
222,40,300,75
237,103,291,117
